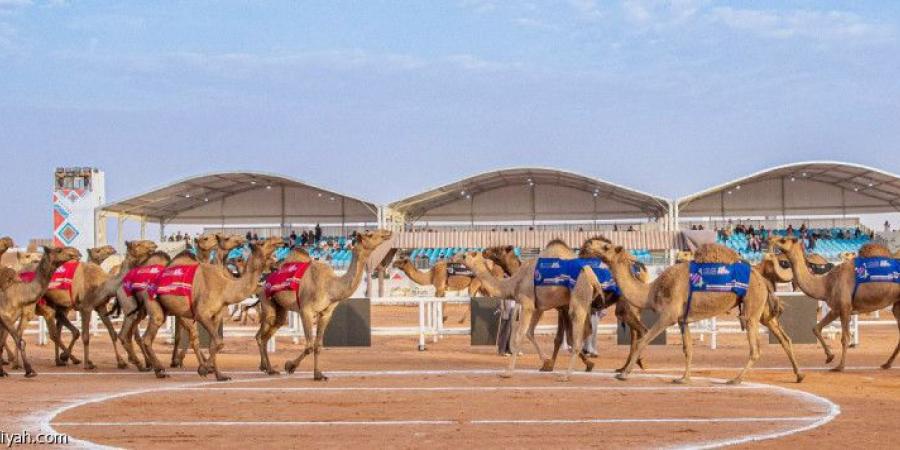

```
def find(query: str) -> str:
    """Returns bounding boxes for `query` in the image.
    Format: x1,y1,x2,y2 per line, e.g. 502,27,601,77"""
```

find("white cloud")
710,7,895,42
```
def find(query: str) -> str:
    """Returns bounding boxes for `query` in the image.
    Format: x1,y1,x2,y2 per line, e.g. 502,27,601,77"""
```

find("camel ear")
504,245,514,252
614,246,623,253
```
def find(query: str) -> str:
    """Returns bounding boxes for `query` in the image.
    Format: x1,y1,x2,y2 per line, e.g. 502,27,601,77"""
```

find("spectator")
289,230,297,246
854,227,861,239
747,225,755,237
314,223,322,243
691,225,697,230
175,231,183,241
627,225,635,232
808,233,817,250
698,224,704,230
786,224,795,236
613,224,619,232
245,231,252,241
252,232,259,242
748,234,762,252
759,225,768,241
885,221,891,233
799,223,807,235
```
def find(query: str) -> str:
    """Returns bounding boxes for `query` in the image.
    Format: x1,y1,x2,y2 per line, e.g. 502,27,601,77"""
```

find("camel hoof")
154,369,169,379
830,366,845,373
539,361,554,372
726,378,743,385
0,371,7,377
499,371,514,379
881,363,892,370
584,361,595,373
25,370,37,378
266,369,280,376
117,362,128,370
796,373,806,383
825,354,835,364
60,353,70,362
55,360,67,367
69,356,81,365
138,366,152,373
198,366,209,377
84,362,96,371
673,377,691,385
615,373,629,381
313,371,328,381
284,361,297,375
216,375,232,382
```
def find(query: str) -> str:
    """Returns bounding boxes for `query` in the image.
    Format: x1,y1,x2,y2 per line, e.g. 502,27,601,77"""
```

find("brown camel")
392,257,492,298
215,233,247,268
0,246,82,377
256,230,392,380
52,241,157,370
143,236,282,380
771,237,900,371
483,245,522,275
595,242,803,384
755,252,794,288
457,240,601,378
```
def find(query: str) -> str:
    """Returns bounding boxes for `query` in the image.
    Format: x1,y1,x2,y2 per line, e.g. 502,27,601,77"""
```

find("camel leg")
674,323,693,384
0,314,35,377
285,308,315,375
311,304,339,381
79,307,96,370
763,315,804,382
729,318,761,384
116,292,146,370
813,307,840,364
141,303,168,378
833,306,852,372
0,328,7,374
502,300,532,378
545,310,568,372
54,309,81,365
256,299,285,375
95,306,128,369
560,303,593,382
617,310,674,381
177,317,206,371
616,303,648,372
882,302,900,370
524,308,547,365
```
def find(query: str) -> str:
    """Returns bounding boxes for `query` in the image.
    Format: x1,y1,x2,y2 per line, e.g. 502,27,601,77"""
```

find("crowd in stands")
715,222,873,261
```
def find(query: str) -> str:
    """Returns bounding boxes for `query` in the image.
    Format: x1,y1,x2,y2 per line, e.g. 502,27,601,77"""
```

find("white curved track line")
40,370,839,450
172,385,764,392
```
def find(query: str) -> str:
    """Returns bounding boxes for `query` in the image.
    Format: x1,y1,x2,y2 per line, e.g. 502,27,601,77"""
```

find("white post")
418,297,426,351
432,300,439,344
267,335,276,353
139,216,147,239
38,316,48,346
291,311,300,345
851,314,859,347
710,317,718,350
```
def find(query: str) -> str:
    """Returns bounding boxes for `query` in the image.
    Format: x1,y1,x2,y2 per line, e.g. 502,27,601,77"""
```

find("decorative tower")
53,167,105,253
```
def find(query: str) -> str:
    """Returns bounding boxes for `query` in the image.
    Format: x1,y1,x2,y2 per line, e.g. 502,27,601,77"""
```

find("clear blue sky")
1,1,899,242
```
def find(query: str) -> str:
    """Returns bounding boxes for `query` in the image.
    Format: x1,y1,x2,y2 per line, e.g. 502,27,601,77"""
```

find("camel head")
87,245,117,264
590,241,637,267
482,245,514,263
195,233,219,252
769,236,803,257
0,236,14,253
675,250,694,263
216,233,247,251
354,230,393,252
578,236,612,259
16,249,42,268
44,246,82,267
455,250,487,270
125,240,158,263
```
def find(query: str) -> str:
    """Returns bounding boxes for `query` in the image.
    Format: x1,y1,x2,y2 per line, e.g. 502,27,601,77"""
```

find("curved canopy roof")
100,171,378,225
389,167,670,222
678,161,900,217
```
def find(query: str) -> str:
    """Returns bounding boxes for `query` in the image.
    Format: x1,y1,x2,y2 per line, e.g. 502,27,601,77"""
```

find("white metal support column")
116,214,125,249
139,216,147,239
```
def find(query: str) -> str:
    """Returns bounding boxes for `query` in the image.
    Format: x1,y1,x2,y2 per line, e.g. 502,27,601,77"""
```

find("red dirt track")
2,323,899,449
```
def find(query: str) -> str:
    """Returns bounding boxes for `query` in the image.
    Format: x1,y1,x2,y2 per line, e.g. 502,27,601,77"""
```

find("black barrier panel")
471,297,501,346
769,294,818,345
324,298,371,347
617,309,666,345
177,321,223,349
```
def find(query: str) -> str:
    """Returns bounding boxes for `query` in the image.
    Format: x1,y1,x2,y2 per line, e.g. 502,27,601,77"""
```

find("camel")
483,245,522,275
594,242,803,384
214,233,247,268
143,236,282,380
457,240,608,378
392,257,491,298
0,246,82,377
255,230,392,380
771,237,900,371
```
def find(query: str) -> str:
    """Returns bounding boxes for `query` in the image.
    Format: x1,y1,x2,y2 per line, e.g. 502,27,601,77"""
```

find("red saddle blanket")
154,265,200,307
264,262,311,304
46,261,80,296
122,265,166,297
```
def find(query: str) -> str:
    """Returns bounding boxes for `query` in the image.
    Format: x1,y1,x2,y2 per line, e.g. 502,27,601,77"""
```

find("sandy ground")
1,310,898,449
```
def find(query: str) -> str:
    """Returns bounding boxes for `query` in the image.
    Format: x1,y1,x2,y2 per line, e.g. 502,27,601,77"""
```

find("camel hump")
541,239,574,258
693,243,741,264
858,243,892,258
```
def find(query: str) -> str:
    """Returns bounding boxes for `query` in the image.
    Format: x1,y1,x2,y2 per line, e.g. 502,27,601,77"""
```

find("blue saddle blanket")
534,258,620,295
688,262,751,298
854,257,900,284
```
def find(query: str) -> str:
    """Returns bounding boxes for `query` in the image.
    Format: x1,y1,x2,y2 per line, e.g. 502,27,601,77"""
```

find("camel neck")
18,255,57,307
784,247,828,299
607,256,651,310
329,247,370,300
222,249,265,304
469,259,518,298
400,262,433,286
